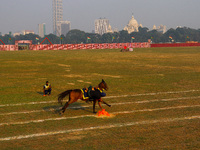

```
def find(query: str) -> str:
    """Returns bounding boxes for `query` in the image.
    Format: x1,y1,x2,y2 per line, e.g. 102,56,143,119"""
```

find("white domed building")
107,24,113,33
124,15,142,33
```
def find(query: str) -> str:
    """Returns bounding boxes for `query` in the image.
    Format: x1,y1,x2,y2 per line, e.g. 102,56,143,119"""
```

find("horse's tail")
58,90,72,104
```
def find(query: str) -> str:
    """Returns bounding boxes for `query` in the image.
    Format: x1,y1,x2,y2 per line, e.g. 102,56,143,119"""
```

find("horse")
58,79,111,114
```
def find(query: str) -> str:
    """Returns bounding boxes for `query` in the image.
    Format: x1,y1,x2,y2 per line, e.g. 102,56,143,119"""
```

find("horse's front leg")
93,100,97,113
98,100,103,110
100,98,111,107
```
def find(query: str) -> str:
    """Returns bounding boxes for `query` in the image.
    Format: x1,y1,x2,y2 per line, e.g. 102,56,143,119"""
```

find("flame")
97,109,110,117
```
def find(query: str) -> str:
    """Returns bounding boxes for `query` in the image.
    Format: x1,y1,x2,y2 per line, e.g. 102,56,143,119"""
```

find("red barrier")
2,42,200,51
0,42,151,51
151,43,200,47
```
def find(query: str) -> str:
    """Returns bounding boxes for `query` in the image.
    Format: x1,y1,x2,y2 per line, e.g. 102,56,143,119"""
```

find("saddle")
81,88,89,100
81,86,101,101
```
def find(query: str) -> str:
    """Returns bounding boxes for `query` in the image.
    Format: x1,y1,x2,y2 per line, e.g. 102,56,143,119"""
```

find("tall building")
53,0,63,36
38,23,46,38
56,21,71,36
60,21,71,36
95,18,113,35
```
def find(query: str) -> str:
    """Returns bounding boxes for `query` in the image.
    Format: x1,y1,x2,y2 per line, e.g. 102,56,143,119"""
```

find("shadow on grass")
42,102,92,115
37,91,44,95
42,105,61,114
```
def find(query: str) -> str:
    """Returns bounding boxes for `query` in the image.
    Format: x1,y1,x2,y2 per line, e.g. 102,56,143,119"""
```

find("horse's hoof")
108,105,111,107
59,110,63,115
93,111,97,114
59,108,65,114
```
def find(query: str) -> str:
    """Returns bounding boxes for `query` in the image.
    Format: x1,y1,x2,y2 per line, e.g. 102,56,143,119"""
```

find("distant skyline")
0,0,200,35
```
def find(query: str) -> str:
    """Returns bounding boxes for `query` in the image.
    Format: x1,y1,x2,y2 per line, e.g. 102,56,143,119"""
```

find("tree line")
0,27,200,45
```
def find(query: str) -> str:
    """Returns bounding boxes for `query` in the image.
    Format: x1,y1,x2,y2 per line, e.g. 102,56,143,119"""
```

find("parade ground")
0,47,200,149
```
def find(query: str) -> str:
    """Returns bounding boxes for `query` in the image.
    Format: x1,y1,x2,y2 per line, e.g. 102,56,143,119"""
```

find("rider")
82,85,106,102
43,81,52,96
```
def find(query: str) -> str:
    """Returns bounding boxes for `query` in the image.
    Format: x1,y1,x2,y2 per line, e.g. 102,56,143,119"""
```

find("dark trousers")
44,88,52,95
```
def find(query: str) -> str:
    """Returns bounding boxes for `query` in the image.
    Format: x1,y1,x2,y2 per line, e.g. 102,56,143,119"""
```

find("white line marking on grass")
0,89,199,108
103,89,200,99
0,114,94,126
0,101,56,107
0,106,86,116
0,115,200,141
111,96,200,105
1,104,200,127
0,110,46,115
1,96,200,116
112,105,200,115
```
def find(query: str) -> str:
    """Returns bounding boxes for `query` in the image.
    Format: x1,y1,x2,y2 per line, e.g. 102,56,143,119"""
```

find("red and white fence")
0,42,150,51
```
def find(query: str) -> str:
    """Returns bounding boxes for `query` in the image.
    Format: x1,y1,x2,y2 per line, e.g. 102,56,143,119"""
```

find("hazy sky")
0,0,200,35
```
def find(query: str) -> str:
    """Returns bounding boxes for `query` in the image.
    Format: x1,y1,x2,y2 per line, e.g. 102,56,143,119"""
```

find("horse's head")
99,79,108,91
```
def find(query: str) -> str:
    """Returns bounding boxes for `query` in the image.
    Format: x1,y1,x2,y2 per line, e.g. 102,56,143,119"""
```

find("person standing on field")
43,81,52,96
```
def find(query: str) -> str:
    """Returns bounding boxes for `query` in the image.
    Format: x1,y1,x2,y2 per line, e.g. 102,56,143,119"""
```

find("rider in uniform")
43,81,52,96
82,85,106,102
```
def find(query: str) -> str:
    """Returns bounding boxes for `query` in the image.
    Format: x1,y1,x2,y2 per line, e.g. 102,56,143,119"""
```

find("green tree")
101,33,113,43
85,33,101,43
65,29,86,44
118,30,130,43
148,30,163,43
112,32,120,43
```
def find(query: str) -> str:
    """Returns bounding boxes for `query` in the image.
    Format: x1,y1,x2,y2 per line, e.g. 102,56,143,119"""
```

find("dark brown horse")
58,79,111,114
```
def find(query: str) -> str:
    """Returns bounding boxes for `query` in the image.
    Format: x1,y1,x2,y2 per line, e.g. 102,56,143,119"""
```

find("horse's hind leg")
61,95,71,113
61,95,76,113
62,102,69,113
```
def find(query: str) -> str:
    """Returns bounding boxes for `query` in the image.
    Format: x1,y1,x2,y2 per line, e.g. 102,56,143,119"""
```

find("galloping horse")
58,79,111,114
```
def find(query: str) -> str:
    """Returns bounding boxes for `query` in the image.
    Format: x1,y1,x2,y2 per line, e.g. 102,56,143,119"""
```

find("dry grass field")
0,47,200,149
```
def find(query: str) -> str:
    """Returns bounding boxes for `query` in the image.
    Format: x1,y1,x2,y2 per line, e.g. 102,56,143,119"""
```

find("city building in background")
57,21,71,36
13,32,21,37
22,30,35,35
38,23,46,38
153,24,167,33
95,18,113,35
113,28,119,33
124,15,142,33
53,0,63,36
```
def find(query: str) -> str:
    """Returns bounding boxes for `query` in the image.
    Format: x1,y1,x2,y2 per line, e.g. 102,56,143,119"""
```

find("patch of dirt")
76,80,92,84
67,83,75,85
5,61,43,65
85,82,92,84
63,74,84,78
58,133,85,141
58,64,71,67
92,73,121,78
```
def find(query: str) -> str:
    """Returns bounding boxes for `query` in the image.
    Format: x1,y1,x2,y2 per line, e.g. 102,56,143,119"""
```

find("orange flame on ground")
97,109,110,117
